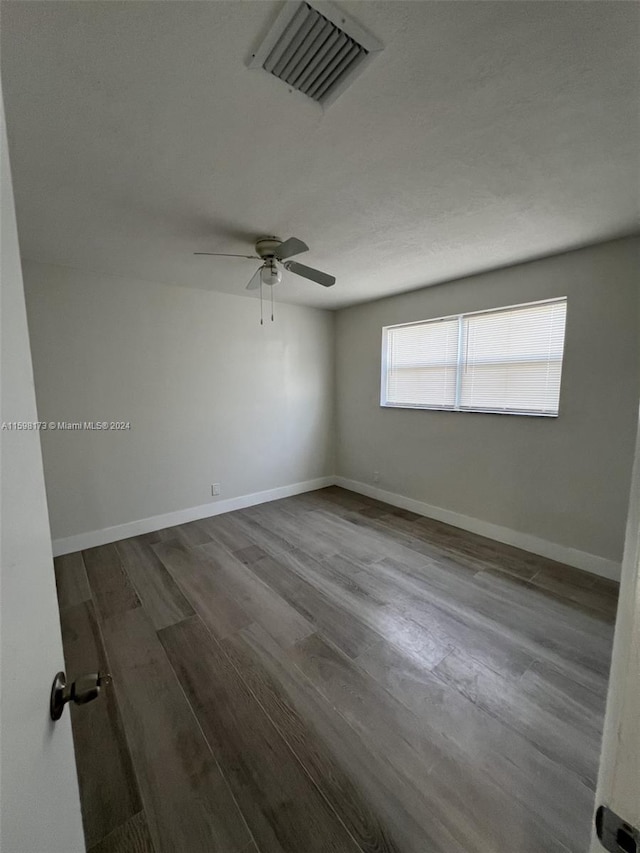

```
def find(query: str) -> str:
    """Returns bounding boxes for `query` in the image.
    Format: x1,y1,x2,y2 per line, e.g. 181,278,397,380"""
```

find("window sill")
379,403,559,418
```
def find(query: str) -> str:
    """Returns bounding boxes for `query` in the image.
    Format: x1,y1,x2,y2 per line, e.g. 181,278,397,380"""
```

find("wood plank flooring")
53,487,618,853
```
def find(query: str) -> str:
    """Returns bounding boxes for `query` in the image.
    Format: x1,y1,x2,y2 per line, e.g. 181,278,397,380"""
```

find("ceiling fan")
195,236,336,291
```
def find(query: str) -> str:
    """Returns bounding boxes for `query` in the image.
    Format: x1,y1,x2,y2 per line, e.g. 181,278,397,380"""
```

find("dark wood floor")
54,486,619,853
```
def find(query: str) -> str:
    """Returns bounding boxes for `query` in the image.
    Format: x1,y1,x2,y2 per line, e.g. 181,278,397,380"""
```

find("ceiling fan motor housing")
255,237,282,259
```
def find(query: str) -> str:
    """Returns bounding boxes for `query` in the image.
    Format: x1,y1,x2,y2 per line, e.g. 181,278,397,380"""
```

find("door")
590,407,640,852
0,92,84,851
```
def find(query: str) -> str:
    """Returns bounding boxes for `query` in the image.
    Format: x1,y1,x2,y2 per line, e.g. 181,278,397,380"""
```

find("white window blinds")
381,298,567,416
384,318,460,409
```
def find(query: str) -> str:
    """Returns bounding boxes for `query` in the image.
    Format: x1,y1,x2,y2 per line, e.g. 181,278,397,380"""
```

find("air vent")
249,1,382,107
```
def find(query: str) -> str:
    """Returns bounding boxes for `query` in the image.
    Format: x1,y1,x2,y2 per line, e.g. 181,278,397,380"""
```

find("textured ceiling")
2,1,638,309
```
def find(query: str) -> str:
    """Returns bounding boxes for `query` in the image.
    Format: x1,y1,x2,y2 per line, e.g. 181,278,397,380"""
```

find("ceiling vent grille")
249,1,382,107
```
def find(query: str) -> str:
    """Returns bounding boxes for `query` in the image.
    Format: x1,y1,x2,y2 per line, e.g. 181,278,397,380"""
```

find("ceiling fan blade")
273,237,309,261
245,266,263,290
284,260,335,288
194,252,259,259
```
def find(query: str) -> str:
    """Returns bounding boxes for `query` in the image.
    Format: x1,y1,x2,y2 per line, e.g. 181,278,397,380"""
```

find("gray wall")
335,237,640,564
23,261,335,542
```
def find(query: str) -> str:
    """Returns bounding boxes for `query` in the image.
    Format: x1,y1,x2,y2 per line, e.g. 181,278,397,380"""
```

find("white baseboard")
334,476,621,582
52,472,622,582
51,476,334,557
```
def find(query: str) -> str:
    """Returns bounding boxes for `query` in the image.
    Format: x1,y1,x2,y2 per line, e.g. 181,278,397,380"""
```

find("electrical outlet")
373,470,380,484
211,483,221,497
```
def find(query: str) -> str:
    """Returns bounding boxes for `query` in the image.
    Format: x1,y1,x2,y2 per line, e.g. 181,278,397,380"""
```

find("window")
381,297,567,416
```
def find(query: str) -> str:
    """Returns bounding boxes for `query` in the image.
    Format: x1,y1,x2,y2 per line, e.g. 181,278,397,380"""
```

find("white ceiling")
2,1,638,309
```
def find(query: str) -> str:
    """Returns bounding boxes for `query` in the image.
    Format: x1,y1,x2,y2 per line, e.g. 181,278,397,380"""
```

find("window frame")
380,297,567,418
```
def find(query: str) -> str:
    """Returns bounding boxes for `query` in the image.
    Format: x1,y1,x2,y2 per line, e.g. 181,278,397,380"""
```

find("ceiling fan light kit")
261,260,282,287
195,235,335,323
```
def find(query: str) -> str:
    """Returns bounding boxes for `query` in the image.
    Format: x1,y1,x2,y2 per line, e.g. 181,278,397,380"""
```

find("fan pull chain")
260,281,264,326
270,284,274,322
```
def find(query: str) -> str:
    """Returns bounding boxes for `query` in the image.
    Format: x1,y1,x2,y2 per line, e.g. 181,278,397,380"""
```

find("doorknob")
596,805,639,853
50,671,111,721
